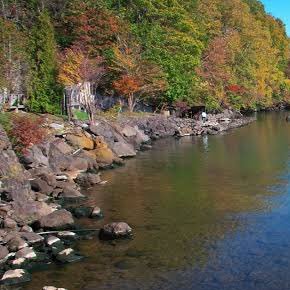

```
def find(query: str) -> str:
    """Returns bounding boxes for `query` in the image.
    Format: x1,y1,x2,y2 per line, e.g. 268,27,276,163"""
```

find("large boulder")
99,222,132,240
73,150,99,172
30,178,54,195
11,201,56,225
121,125,138,137
59,187,85,200
20,232,44,246
65,133,94,150
112,142,136,158
21,145,49,168
37,209,74,230
6,235,28,252
51,139,73,155
48,143,71,173
85,136,116,166
29,168,57,188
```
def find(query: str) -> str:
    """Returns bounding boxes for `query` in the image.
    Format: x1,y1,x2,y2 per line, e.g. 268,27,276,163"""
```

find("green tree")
28,11,61,113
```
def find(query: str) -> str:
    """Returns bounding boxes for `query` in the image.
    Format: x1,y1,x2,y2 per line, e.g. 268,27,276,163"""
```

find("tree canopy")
0,0,289,112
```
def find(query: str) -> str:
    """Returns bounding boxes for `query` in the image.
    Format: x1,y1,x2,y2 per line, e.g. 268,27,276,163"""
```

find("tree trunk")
128,93,136,112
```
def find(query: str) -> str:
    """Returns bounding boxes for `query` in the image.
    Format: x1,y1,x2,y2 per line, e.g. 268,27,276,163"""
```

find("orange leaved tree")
110,37,167,112
113,75,142,112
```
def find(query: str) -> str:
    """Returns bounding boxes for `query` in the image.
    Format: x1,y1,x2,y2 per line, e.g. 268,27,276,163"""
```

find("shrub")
0,113,12,132
10,115,47,154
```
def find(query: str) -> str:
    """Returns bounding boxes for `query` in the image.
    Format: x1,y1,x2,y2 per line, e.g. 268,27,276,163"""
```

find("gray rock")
122,125,137,137
38,209,74,230
46,236,61,247
0,245,9,260
22,145,49,168
66,157,89,172
57,231,77,241
6,236,28,252
49,123,64,130
20,225,33,233
90,207,103,219
60,187,84,200
75,173,101,187
15,247,36,259
30,178,54,195
112,142,136,158
9,257,27,269
20,232,44,245
3,217,18,229
99,222,132,240
55,248,83,263
1,269,31,285
11,200,56,225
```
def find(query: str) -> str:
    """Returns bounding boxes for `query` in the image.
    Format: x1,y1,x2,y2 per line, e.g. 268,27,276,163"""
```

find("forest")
0,0,290,113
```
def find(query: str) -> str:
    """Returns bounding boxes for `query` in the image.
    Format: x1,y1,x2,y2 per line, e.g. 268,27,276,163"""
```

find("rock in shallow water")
99,222,132,240
56,248,83,263
1,269,31,285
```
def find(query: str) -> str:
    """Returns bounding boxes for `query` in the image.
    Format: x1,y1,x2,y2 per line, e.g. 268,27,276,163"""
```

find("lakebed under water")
20,112,290,290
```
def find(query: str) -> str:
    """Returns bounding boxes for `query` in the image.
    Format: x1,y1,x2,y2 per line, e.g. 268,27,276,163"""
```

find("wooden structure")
0,89,25,111
63,82,96,121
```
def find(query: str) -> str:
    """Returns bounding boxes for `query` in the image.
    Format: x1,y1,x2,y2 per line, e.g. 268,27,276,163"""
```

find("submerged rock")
99,222,132,240
56,248,83,263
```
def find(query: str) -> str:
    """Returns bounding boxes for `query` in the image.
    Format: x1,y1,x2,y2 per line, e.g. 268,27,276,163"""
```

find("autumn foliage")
1,0,290,113
10,115,47,153
58,47,105,86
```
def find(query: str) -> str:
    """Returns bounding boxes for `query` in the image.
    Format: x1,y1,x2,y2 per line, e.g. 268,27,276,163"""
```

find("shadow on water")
21,112,290,290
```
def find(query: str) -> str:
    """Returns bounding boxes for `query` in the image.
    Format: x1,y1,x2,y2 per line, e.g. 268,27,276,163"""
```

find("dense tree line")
0,0,289,113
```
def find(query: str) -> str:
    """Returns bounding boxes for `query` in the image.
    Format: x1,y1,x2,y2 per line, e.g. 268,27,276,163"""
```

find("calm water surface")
22,112,290,290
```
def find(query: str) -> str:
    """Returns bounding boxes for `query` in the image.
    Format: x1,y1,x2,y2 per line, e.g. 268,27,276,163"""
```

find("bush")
0,113,12,132
10,114,47,154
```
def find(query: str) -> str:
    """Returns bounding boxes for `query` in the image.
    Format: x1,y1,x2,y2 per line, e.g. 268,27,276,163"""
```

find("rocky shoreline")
0,110,254,287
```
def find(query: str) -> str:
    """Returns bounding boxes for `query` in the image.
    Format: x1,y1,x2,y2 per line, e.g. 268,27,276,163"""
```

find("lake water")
22,112,290,290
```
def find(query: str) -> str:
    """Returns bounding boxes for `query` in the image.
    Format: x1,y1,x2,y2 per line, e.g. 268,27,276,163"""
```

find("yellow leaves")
58,48,84,86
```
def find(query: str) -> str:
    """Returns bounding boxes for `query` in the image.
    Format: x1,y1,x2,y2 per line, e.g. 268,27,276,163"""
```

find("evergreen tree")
28,11,61,113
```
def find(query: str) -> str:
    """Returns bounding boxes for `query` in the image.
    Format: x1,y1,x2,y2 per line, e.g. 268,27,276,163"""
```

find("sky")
261,0,290,35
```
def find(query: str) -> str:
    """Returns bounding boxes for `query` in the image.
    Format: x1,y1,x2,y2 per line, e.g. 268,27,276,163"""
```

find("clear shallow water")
21,112,290,290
